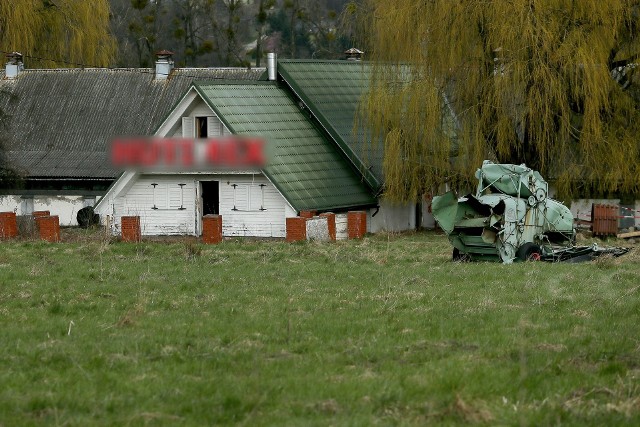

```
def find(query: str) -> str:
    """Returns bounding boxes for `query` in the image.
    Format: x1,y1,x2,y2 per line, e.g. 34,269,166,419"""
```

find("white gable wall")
104,173,288,237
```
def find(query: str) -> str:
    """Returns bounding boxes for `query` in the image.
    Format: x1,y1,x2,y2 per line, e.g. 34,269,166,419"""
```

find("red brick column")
319,212,336,241
0,212,18,239
347,211,367,239
35,215,60,242
299,210,317,219
32,210,50,218
286,217,307,242
202,214,223,244
121,216,141,242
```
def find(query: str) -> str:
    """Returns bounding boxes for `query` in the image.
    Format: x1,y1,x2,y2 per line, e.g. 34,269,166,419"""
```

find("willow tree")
0,0,116,67
355,0,640,201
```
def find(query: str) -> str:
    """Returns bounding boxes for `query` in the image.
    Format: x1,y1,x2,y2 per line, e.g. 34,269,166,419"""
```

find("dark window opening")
201,181,219,215
196,117,208,138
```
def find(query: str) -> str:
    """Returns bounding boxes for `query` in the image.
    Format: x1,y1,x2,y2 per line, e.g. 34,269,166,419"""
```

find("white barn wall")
105,173,288,237
0,194,94,226
217,175,286,237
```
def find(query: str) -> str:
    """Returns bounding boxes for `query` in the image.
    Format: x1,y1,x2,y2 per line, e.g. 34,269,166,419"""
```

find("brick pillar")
319,212,336,241
35,215,60,242
299,210,317,219
286,217,307,242
32,210,50,218
0,212,19,238
121,216,141,242
347,211,367,239
202,214,223,244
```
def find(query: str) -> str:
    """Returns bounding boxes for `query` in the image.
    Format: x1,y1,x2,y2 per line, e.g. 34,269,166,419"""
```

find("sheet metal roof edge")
276,63,382,194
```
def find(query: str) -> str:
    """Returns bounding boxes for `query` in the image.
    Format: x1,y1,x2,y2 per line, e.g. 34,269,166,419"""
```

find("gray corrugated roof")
0,67,263,178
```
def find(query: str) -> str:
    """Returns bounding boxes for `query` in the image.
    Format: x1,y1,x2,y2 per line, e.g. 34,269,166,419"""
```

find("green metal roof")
277,60,383,192
194,81,376,212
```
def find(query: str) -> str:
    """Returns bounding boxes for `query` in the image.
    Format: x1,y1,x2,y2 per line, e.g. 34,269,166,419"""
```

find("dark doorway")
201,181,219,215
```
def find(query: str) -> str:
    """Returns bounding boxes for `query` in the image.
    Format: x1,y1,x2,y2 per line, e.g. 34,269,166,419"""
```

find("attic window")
196,117,208,138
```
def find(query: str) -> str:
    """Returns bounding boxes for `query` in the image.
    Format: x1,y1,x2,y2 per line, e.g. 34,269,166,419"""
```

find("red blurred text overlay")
111,137,267,171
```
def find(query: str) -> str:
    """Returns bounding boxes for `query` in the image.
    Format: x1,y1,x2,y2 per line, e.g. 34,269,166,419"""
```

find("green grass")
1,230,639,426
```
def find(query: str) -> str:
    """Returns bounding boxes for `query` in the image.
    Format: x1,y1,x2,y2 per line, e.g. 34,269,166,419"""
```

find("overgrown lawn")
1,231,639,425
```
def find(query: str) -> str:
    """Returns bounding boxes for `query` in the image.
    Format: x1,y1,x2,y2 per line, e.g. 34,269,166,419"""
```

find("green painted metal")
433,161,576,264
277,60,382,193
194,81,376,212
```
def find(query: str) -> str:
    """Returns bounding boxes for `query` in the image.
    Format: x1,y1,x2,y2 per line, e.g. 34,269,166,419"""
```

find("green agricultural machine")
432,161,627,263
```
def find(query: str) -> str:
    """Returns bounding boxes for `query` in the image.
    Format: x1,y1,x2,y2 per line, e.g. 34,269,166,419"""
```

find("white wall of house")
0,194,95,226
368,200,416,233
101,173,290,237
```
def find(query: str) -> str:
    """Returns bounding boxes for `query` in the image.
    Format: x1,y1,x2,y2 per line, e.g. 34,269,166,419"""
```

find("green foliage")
358,0,640,202
0,232,639,424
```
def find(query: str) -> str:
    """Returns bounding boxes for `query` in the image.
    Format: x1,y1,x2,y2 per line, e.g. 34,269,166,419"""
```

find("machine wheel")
452,248,471,262
516,243,542,261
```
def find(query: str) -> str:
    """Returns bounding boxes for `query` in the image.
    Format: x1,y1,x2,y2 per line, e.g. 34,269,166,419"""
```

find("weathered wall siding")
112,176,196,235
178,99,230,138
285,203,297,218
0,196,22,214
368,201,416,233
109,173,287,237
0,195,91,226
218,175,286,237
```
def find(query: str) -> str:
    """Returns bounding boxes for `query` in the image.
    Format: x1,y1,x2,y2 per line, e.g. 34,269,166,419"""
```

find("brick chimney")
5,52,24,79
155,50,174,80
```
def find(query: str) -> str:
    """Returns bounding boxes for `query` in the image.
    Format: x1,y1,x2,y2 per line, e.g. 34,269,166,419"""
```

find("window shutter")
182,117,195,138
207,116,222,137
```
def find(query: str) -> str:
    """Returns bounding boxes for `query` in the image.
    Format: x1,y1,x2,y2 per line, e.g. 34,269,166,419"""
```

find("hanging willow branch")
0,0,116,67
354,0,640,202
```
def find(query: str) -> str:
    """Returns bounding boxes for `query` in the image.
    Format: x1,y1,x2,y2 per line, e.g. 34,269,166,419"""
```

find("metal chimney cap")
155,50,175,59
6,52,23,63
344,48,364,61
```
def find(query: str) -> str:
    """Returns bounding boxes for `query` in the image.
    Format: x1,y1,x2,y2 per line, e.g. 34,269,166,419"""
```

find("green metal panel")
277,60,383,192
194,81,376,212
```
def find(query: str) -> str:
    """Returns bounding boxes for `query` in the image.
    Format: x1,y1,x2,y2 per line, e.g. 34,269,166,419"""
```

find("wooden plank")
617,231,640,239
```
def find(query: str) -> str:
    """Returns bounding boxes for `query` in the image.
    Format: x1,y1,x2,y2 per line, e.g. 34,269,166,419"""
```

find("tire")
452,247,471,262
516,243,542,261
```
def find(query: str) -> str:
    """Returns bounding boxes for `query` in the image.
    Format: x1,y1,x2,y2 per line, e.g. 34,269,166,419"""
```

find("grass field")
1,230,639,426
